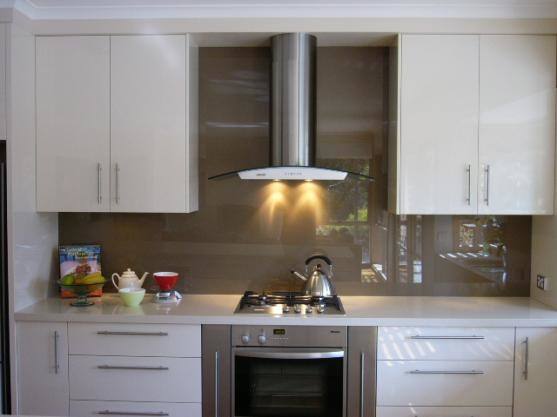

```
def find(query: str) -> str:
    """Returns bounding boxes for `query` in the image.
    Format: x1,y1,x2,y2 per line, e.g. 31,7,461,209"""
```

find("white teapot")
112,268,148,290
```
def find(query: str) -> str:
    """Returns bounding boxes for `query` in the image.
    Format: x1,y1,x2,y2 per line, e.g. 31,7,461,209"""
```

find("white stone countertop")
13,294,557,327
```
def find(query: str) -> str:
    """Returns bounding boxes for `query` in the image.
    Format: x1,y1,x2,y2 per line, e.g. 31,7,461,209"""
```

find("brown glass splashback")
59,47,531,296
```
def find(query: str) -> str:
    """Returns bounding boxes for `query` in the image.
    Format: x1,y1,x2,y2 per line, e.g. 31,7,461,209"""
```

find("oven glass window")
235,354,343,417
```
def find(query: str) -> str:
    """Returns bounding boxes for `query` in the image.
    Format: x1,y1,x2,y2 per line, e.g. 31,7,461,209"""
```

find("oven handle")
235,349,344,360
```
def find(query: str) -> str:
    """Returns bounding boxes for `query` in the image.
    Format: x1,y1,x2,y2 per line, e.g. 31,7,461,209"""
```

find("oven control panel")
232,325,347,347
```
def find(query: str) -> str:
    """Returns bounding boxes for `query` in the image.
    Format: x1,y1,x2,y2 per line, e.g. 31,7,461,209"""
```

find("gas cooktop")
234,291,345,315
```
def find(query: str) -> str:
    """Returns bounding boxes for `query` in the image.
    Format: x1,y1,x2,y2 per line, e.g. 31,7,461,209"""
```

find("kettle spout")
139,272,149,286
290,270,307,282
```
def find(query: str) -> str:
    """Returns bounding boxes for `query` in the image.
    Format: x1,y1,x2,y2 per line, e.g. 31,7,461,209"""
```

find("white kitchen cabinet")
514,328,557,417
398,35,480,214
16,322,69,416
0,24,6,140
377,407,512,417
70,400,201,417
111,34,198,213
36,36,110,212
394,34,556,215
479,35,556,214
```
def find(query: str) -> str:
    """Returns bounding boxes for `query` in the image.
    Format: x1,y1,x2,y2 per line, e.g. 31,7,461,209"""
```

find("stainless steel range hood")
209,33,373,182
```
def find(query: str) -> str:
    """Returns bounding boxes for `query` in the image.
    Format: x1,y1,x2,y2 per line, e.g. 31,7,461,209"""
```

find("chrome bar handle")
97,365,169,371
53,330,60,374
465,164,471,205
97,163,102,204
484,164,490,205
409,335,485,340
215,351,220,417
115,163,120,204
359,352,365,417
98,411,169,416
97,331,168,337
409,370,484,375
522,337,529,380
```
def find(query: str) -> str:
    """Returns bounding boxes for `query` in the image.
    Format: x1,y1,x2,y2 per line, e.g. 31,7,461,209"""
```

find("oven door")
233,348,346,417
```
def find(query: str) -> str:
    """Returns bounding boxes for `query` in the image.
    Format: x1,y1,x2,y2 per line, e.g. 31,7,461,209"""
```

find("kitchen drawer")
377,406,512,417
69,356,201,402
378,327,514,361
377,360,513,406
69,323,200,357
70,400,201,417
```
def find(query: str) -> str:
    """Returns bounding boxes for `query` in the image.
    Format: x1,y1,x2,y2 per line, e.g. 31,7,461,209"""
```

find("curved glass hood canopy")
209,33,374,182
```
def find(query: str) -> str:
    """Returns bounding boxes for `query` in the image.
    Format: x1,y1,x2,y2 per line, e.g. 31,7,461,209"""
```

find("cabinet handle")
465,164,471,205
409,335,485,340
97,365,169,371
408,370,484,375
53,330,60,374
359,352,365,417
115,163,120,204
483,164,490,205
522,337,529,380
97,163,102,204
215,351,220,417
98,411,169,416
97,331,169,337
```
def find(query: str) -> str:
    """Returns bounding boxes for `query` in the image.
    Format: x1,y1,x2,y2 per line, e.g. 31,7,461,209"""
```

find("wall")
59,46,531,297
7,17,58,312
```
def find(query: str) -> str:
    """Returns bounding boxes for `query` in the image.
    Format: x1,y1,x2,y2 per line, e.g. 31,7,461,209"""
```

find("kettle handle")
305,255,332,266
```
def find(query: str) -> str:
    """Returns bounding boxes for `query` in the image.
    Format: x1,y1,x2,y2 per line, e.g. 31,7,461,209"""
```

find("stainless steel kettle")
291,255,336,298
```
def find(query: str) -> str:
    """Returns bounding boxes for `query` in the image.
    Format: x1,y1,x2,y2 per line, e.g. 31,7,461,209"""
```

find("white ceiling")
10,0,557,20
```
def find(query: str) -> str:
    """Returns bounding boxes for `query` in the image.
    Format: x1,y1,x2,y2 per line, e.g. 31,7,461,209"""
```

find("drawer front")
70,356,201,402
378,327,514,360
377,406,512,417
377,360,513,406
69,323,200,357
70,400,201,417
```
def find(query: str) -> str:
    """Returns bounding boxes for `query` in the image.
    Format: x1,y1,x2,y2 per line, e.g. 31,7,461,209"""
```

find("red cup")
153,272,179,292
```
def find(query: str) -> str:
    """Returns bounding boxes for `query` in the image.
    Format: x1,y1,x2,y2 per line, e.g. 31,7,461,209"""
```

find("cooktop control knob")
294,304,302,314
282,305,290,313
306,305,313,313
258,334,267,345
241,334,250,344
316,304,326,314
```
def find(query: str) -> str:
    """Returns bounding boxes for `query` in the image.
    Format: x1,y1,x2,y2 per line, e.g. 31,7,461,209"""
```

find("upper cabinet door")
399,35,479,214
479,35,556,215
111,35,197,213
36,36,110,212
0,24,6,140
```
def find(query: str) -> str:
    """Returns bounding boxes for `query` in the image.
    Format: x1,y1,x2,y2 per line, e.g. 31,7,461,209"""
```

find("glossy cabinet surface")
514,328,557,417
0,24,6,140
378,327,514,361
347,327,377,417
377,360,514,406
479,35,556,214
69,322,201,357
16,322,69,416
111,35,193,213
70,400,201,417
36,36,110,212
377,406,512,417
202,325,231,417
399,35,479,214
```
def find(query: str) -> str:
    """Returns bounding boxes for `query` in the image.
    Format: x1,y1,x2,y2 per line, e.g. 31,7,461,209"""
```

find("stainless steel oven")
232,326,347,417
201,325,377,417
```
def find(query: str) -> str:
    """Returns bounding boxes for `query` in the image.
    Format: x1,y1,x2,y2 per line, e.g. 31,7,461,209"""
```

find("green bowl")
118,288,146,307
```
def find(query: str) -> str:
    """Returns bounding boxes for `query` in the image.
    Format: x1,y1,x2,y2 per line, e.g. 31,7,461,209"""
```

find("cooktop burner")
235,291,345,315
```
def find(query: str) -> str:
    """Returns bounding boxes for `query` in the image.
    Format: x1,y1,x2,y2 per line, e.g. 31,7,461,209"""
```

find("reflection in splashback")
59,47,530,296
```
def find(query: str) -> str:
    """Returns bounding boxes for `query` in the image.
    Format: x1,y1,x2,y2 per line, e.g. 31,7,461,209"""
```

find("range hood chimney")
210,33,373,182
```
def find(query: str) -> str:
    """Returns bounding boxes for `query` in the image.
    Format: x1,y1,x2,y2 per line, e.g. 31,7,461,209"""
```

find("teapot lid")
122,268,138,278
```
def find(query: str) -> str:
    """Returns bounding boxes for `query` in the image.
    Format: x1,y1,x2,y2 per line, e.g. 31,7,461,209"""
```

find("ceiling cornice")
10,0,557,20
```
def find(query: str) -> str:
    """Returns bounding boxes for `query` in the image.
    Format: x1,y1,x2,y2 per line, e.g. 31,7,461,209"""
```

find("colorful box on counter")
59,245,103,298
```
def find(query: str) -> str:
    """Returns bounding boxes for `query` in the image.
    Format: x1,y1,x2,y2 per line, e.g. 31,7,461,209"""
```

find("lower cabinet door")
377,407,512,417
69,356,201,402
70,400,201,417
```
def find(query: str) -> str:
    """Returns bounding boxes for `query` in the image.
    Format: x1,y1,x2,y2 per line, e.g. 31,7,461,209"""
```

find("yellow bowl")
118,288,145,307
